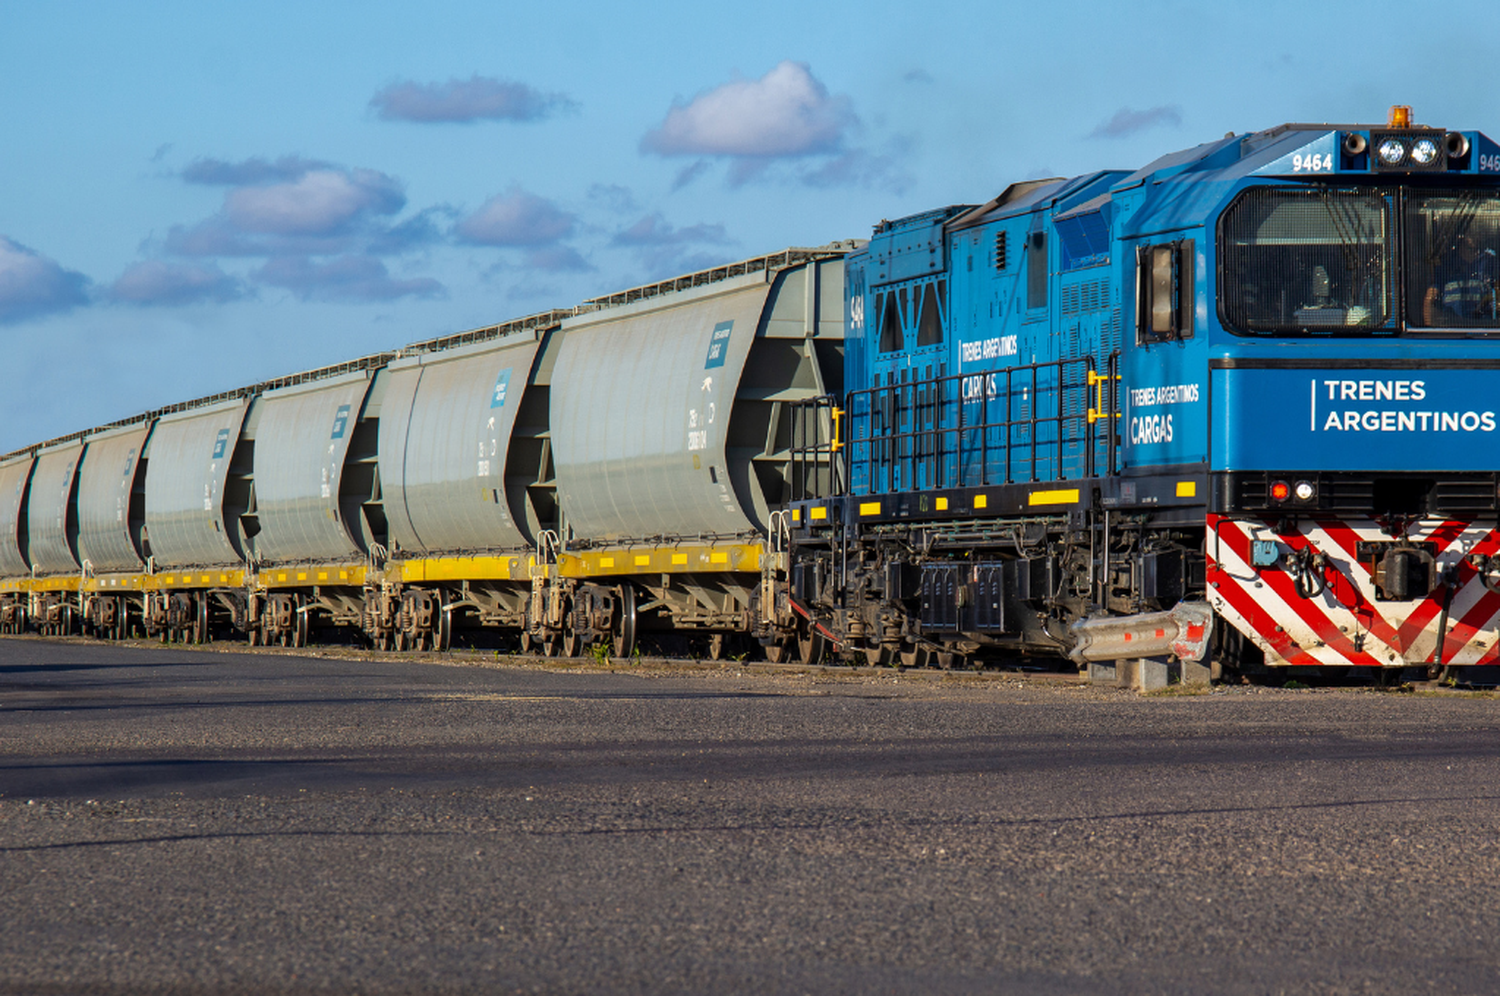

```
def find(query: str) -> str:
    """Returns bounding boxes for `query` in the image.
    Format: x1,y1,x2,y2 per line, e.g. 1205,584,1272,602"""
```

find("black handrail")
788,352,1120,501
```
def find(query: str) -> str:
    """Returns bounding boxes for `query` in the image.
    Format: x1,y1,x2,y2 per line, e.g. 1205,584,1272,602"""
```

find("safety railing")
788,395,846,501
789,352,1119,500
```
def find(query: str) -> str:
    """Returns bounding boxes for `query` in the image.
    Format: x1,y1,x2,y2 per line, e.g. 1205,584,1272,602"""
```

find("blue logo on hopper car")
704,321,733,369
330,404,350,439
491,368,512,409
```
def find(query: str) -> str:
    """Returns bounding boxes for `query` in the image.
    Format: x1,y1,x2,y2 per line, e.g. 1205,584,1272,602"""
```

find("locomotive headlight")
1294,480,1316,502
1377,138,1407,165
1410,138,1440,165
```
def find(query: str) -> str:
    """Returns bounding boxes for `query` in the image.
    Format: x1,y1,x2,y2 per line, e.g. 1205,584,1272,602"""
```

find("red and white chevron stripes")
1206,514,1500,667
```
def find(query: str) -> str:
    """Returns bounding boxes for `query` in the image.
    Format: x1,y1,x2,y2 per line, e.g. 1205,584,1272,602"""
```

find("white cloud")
641,61,854,158
455,189,576,247
0,237,90,325
255,255,444,302
108,260,246,306
586,183,639,215
612,213,728,248
162,158,435,266
370,75,576,123
1089,105,1184,139
522,246,591,272
224,169,404,237
182,156,328,186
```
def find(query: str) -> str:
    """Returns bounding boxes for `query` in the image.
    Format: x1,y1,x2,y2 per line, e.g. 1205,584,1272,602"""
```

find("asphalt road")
4,638,1500,995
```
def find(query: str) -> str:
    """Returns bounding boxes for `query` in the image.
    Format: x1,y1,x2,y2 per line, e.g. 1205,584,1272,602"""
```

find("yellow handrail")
1087,369,1121,424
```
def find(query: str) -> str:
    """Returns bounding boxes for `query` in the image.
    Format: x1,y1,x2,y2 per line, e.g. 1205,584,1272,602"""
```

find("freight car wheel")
192,598,209,645
763,637,793,663
518,630,535,655
436,595,453,652
293,606,309,648
611,585,637,658
899,643,928,669
561,627,582,659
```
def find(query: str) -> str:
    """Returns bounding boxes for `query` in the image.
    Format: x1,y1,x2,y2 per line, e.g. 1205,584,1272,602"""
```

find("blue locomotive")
785,106,1500,677
4,107,1499,680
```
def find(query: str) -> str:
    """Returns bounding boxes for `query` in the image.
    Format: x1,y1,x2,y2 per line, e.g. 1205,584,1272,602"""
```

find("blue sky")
3,0,1497,453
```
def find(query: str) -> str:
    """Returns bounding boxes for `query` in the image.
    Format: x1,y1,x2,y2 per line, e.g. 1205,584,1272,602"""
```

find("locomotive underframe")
778,477,1209,668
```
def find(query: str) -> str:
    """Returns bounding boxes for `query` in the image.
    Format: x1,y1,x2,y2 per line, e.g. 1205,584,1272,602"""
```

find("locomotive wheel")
561,626,581,658
862,645,894,668
798,628,826,666
763,637,793,663
248,625,261,647
611,584,637,658
542,634,560,657
899,643,928,669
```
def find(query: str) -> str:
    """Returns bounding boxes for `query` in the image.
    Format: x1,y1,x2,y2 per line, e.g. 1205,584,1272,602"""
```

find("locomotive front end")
1207,111,1500,672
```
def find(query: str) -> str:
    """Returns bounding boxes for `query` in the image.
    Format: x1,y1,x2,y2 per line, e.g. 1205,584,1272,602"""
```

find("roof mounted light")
1370,126,1447,172
1410,137,1440,165
1388,105,1413,128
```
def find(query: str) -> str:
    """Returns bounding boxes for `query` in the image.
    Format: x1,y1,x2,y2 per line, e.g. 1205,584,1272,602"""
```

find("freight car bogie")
0,597,25,635
81,594,134,641
34,595,76,637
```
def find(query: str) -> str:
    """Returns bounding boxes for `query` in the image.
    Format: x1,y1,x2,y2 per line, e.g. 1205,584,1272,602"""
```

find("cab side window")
1027,232,1048,309
1137,239,1194,342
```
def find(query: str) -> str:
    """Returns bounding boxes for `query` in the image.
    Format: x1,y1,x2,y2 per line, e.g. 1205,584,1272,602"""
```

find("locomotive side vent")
1431,478,1499,515
994,231,1007,271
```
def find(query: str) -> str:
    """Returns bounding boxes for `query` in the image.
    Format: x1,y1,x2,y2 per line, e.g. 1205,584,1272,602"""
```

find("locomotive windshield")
1220,187,1393,333
1404,190,1500,329
1220,185,1500,334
